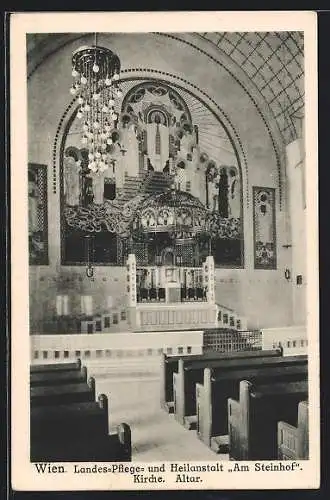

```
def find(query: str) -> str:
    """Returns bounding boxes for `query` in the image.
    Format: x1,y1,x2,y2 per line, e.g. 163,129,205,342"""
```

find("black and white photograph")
11,11,319,491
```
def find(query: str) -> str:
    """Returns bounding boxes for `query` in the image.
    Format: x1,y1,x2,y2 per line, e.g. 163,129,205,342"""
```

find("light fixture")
284,268,291,281
70,33,122,174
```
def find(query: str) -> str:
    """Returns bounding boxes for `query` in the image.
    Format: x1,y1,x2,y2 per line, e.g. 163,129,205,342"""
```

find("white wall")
286,129,306,325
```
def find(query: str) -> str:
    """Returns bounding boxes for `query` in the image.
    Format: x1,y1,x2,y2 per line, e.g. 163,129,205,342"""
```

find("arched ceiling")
199,32,304,145
27,31,304,146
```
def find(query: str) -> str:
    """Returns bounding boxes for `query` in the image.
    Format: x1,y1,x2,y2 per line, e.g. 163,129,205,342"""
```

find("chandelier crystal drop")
70,39,122,174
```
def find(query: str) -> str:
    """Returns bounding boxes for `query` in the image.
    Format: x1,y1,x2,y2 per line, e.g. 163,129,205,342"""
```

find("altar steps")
142,171,174,195
116,175,145,203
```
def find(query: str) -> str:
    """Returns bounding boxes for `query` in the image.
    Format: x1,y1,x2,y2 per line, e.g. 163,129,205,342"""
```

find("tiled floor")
93,366,228,461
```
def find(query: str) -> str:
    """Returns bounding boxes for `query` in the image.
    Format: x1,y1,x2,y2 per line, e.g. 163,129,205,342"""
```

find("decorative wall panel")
253,187,276,269
28,163,48,265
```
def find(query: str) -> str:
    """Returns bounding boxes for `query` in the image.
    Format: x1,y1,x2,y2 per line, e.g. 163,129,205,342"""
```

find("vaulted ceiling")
199,32,304,145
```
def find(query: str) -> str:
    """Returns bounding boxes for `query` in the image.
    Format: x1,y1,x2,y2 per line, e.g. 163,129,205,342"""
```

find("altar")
126,254,217,332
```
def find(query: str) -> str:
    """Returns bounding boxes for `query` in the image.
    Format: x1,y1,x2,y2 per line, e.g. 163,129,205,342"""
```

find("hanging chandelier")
70,34,123,174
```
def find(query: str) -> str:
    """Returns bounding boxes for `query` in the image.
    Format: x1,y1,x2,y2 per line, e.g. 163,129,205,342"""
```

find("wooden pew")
173,354,307,428
160,349,282,413
196,362,307,452
228,380,308,460
30,358,81,373
31,393,131,462
278,400,309,459
31,393,109,442
30,365,88,387
31,423,132,462
30,377,95,407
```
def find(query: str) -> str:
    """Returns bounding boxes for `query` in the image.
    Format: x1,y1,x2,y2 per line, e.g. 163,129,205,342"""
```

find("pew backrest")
30,359,81,373
30,366,87,386
174,354,307,423
160,349,282,406
185,354,307,373
197,363,307,445
31,393,109,440
31,422,131,462
30,377,96,406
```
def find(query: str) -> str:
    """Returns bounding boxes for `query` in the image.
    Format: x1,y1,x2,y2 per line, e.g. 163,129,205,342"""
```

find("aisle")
95,373,228,461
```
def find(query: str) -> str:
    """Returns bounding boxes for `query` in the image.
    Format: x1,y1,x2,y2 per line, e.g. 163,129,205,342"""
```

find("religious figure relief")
218,168,229,218
211,173,220,212
179,127,196,159
174,160,187,192
205,162,218,211
228,167,240,218
28,170,40,235
141,209,156,229
146,111,170,171
157,209,174,226
204,163,240,219
82,175,94,206
91,169,110,205
63,155,81,206
28,163,48,265
121,124,139,178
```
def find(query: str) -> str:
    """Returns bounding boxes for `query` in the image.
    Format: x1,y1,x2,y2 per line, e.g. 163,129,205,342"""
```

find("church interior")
27,31,309,462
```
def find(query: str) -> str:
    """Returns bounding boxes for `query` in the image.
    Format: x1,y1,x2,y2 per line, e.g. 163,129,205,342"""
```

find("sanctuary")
27,31,306,353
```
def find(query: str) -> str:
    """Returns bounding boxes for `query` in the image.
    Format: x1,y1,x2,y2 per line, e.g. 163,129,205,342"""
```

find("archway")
162,247,175,266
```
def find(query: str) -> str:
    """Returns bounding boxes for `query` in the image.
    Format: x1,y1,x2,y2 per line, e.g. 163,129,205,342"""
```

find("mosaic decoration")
253,187,276,269
28,163,48,265
61,80,243,267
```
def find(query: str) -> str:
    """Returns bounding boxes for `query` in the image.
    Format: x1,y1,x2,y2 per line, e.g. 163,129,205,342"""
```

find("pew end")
160,353,166,408
117,422,132,461
228,397,242,459
228,380,308,460
88,376,96,399
278,400,309,459
98,393,109,434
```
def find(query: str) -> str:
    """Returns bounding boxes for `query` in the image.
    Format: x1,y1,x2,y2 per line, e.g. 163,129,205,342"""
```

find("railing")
136,287,207,303
261,326,307,356
203,329,262,353
30,331,204,364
